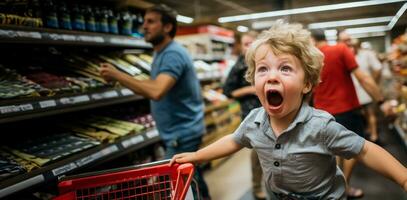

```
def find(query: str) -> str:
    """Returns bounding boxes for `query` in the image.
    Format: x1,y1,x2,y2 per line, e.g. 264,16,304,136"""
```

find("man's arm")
357,141,407,191
100,63,176,100
352,68,383,102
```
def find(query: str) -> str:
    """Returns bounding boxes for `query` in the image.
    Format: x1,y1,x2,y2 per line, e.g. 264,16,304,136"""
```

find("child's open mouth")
266,90,283,107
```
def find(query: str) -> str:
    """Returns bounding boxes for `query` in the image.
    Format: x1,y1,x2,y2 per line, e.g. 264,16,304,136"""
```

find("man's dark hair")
146,4,178,38
310,29,326,41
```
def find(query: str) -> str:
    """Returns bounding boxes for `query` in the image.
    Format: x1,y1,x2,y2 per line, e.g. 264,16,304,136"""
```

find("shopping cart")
54,159,194,200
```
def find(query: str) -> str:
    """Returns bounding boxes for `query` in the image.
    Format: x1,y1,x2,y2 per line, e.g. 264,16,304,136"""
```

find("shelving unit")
0,128,160,198
202,100,241,168
0,25,151,48
0,23,161,198
0,88,142,124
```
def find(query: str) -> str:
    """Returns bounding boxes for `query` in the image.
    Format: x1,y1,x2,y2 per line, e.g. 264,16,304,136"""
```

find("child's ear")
302,82,312,94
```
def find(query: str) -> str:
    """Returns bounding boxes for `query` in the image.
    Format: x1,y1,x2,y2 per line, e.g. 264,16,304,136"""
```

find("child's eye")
256,66,268,73
280,65,292,72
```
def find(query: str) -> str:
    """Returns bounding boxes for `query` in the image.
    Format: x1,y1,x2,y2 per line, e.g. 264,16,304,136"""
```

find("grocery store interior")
0,0,406,199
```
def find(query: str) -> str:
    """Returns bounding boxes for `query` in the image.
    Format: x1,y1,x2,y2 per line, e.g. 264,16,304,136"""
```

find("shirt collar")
253,102,312,131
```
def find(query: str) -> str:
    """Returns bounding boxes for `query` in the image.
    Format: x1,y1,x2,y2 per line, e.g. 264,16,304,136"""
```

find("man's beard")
147,33,165,46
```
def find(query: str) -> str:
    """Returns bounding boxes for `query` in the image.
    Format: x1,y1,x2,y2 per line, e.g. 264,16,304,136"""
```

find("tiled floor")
204,125,407,200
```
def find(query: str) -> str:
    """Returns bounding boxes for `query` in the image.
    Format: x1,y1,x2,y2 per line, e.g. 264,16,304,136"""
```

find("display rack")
0,22,162,198
0,88,142,124
0,128,160,198
0,25,151,48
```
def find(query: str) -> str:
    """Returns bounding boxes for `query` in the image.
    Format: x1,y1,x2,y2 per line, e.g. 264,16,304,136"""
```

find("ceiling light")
237,25,249,32
218,0,406,23
345,25,389,34
177,15,194,24
308,16,393,29
388,3,407,29
351,31,386,38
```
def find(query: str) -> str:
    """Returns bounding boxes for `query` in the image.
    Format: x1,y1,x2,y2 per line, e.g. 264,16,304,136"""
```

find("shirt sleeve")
322,119,365,159
232,111,255,148
157,51,185,80
341,44,358,72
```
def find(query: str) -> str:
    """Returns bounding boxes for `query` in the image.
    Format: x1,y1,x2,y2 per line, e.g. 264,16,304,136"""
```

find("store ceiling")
131,0,407,34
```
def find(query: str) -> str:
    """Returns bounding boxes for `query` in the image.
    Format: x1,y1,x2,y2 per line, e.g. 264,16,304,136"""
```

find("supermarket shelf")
193,54,224,62
197,71,222,81
0,88,143,124
0,25,152,48
204,100,231,114
0,128,161,198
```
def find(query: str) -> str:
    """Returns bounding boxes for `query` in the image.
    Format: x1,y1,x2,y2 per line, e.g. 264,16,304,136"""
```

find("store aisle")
204,148,253,200
204,125,407,200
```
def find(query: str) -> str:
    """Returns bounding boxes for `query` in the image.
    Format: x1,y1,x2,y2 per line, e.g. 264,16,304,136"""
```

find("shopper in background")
312,29,390,199
349,39,383,143
99,4,210,200
170,21,407,199
223,31,265,200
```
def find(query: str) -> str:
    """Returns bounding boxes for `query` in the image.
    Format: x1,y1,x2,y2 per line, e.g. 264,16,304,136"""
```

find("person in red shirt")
311,29,386,198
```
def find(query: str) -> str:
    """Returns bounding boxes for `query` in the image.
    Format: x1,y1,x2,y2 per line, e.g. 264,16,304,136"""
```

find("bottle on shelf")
97,7,109,33
43,0,58,28
108,9,119,34
71,4,85,31
84,5,96,32
131,13,144,37
119,11,132,35
58,2,72,30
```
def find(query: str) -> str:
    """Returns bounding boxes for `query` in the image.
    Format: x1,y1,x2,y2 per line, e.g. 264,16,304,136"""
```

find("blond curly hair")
245,20,324,92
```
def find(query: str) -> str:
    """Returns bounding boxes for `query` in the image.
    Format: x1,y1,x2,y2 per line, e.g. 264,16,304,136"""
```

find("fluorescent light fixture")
345,25,389,34
237,25,249,32
218,0,406,23
351,31,386,39
388,3,407,29
308,16,393,29
177,15,194,24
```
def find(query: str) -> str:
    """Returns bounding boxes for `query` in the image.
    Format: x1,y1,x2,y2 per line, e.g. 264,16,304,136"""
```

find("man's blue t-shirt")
150,41,205,144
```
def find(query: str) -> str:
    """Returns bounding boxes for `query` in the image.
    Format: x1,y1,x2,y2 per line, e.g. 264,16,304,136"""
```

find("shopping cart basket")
54,159,194,200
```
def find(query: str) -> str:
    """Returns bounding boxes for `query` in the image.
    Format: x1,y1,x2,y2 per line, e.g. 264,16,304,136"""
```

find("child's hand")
169,152,198,166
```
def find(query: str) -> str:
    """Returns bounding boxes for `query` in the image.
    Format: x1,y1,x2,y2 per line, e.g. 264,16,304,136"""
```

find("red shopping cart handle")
55,160,195,200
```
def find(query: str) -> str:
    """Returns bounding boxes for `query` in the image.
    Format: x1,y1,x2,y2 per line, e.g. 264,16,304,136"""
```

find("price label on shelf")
121,135,144,148
0,104,34,114
52,162,78,176
102,90,119,98
60,95,90,105
39,100,57,108
16,31,41,39
78,35,104,43
75,145,119,167
146,129,159,139
121,88,134,96
60,34,76,41
90,93,103,100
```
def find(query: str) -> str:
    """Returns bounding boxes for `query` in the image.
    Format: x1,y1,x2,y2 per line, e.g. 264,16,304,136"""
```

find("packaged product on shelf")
84,5,96,32
0,65,51,99
43,0,59,28
107,9,119,34
0,150,36,173
58,2,72,30
71,4,85,31
0,152,25,180
3,133,100,166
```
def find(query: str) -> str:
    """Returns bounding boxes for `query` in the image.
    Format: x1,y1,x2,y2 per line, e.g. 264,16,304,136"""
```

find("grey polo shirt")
233,103,365,199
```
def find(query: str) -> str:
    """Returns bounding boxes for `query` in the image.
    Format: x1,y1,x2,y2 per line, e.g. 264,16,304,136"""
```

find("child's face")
254,44,311,120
